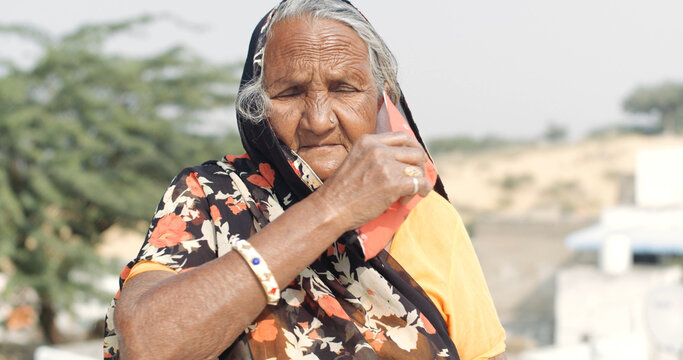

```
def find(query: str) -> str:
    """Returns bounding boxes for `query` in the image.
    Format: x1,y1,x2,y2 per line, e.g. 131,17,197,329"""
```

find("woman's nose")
302,93,335,134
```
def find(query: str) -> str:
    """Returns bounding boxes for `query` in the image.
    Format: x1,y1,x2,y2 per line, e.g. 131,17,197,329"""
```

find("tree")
0,17,243,343
541,121,567,143
427,135,518,155
623,82,683,134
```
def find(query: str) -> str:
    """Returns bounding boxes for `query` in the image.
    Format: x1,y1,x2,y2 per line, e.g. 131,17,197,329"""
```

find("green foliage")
541,122,567,143
0,17,242,341
499,173,534,191
623,82,683,134
427,135,521,155
586,124,662,139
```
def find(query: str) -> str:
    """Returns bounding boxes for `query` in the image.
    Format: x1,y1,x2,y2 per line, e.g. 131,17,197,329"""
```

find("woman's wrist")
303,189,350,239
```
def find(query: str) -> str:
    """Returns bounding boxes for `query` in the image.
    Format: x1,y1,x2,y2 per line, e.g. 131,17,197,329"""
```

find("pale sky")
2,0,683,140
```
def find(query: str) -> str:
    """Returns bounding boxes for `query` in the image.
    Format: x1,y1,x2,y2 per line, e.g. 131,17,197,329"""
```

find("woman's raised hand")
313,131,433,233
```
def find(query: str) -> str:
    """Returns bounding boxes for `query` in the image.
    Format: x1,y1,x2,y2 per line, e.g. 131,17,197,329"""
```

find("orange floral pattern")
252,319,278,342
226,197,248,214
185,171,206,198
364,330,388,352
209,205,222,224
103,154,456,360
148,213,193,248
318,295,351,320
420,312,436,334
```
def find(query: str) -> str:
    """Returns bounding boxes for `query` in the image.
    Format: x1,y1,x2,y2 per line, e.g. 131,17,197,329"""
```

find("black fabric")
238,11,313,205
236,1,458,359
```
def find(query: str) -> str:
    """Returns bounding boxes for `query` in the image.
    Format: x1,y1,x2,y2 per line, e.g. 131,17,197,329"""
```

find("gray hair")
236,0,401,123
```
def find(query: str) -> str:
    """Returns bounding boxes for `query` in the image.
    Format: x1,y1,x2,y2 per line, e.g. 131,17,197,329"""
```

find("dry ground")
435,134,683,222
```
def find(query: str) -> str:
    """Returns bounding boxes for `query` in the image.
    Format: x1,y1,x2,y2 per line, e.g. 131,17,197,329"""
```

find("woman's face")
263,17,379,181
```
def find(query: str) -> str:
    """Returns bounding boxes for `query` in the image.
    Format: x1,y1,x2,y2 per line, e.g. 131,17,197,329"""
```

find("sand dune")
435,135,683,222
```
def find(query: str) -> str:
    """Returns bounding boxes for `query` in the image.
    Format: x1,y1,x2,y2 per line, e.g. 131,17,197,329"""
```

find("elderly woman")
104,0,505,359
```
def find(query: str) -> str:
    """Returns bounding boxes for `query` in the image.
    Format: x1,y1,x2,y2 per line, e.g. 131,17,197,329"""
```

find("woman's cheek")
269,103,301,148
344,98,377,140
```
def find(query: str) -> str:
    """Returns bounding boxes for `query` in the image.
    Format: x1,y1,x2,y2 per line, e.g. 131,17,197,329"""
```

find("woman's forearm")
115,191,346,360
115,132,432,359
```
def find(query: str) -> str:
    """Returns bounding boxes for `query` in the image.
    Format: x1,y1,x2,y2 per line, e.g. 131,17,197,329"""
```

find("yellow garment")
389,191,506,360
122,260,177,287
123,191,505,359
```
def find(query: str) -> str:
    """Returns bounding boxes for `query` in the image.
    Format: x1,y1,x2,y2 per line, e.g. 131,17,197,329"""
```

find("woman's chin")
310,161,342,182
298,145,347,181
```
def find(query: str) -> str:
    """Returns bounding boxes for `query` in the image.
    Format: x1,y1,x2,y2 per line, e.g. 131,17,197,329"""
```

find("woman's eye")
274,88,302,98
333,85,358,93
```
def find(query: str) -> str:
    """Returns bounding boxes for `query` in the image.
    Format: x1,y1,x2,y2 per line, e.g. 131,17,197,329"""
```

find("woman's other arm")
116,188,346,359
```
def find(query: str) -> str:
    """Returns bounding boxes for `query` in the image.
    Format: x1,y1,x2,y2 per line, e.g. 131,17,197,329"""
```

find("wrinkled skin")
264,17,380,181
262,16,431,229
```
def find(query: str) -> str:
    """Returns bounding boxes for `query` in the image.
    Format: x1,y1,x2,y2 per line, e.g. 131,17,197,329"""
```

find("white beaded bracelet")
232,239,280,306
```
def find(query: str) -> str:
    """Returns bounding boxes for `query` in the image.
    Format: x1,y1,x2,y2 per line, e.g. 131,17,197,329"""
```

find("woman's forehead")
263,17,370,81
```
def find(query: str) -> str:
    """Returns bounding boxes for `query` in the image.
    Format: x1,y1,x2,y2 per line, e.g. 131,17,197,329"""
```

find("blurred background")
1,1,682,359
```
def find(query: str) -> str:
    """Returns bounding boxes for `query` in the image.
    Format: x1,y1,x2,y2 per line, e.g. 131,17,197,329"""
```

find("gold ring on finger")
411,177,419,195
403,165,423,178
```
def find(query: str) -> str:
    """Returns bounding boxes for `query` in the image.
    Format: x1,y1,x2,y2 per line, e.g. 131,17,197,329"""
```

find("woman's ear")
384,82,392,99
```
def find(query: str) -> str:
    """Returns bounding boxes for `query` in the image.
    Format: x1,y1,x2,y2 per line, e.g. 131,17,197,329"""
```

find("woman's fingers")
351,133,431,195
371,131,421,148
317,132,433,231
390,146,426,166
412,173,431,196
356,132,426,165
378,133,432,196
398,167,431,205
